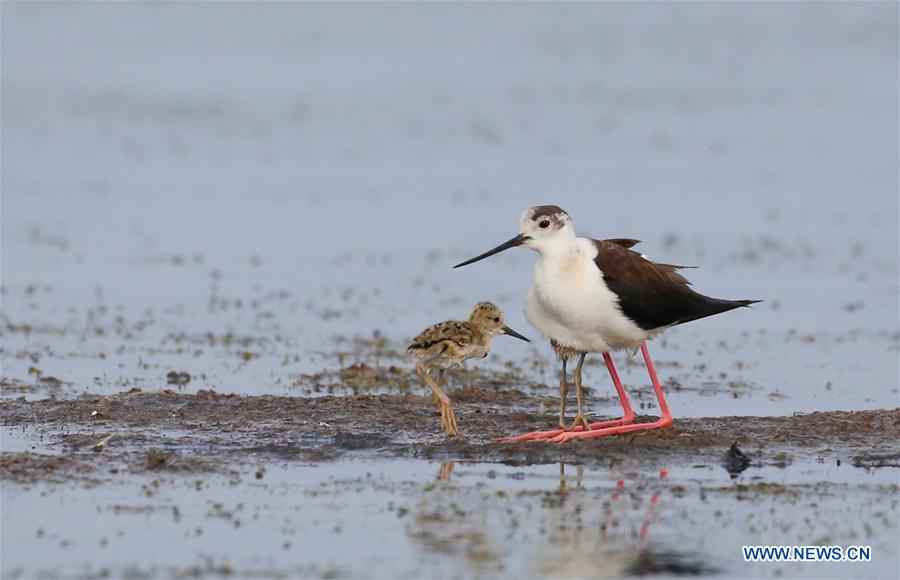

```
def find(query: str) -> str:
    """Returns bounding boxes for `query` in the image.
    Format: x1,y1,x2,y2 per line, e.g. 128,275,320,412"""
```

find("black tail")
676,298,762,327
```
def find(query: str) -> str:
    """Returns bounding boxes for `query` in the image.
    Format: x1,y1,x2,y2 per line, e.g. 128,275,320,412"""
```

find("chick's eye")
539,220,551,229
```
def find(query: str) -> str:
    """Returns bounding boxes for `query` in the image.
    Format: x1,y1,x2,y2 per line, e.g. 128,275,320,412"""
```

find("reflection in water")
403,462,718,578
640,469,667,540
597,468,668,541
639,493,660,541
557,463,585,494
532,464,710,578
404,461,499,572
437,461,455,481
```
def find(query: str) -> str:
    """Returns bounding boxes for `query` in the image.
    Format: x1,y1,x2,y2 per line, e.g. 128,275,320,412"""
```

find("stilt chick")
407,302,529,436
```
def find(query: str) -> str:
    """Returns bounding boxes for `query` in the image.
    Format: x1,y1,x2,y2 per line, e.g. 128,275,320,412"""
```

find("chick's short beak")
502,326,530,342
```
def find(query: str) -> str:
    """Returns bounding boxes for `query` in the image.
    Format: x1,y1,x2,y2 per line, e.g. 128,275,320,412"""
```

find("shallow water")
2,456,897,578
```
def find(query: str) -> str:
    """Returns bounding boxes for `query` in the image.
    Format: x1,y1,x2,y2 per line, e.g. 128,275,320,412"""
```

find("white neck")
533,233,580,263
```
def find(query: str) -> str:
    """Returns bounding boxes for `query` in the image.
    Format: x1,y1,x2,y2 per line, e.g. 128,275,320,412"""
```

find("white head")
517,205,576,254
454,205,576,268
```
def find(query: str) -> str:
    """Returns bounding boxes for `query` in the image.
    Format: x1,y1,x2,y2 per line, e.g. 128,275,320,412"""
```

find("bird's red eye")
539,220,551,229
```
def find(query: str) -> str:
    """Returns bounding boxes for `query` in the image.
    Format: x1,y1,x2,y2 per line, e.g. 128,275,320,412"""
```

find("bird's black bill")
453,234,529,269
502,326,530,342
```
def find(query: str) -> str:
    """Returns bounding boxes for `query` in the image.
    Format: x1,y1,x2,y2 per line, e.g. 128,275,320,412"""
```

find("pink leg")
498,358,570,442
498,426,567,442
549,343,673,443
499,352,637,442
585,353,635,429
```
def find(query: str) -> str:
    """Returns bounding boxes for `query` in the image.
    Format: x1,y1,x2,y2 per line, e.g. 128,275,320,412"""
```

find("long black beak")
453,233,529,269
502,326,530,342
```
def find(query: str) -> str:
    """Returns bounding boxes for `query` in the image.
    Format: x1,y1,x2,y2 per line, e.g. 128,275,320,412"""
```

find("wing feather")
593,240,706,330
408,321,474,352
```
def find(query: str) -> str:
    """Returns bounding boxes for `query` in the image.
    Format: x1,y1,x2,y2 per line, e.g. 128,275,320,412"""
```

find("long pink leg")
499,352,636,442
586,353,635,429
499,358,571,442
548,343,673,443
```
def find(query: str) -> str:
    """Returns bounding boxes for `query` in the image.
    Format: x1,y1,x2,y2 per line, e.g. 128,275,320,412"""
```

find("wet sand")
2,390,898,477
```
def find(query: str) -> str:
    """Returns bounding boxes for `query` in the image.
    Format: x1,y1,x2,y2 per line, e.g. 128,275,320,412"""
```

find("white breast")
523,238,648,352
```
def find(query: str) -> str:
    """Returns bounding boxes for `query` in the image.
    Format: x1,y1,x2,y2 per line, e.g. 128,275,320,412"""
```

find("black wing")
593,240,760,330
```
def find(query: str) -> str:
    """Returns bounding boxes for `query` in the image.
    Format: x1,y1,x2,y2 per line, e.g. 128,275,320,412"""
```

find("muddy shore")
3,389,897,483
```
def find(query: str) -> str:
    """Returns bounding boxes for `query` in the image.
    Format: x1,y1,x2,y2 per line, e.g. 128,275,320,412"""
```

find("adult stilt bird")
454,205,760,443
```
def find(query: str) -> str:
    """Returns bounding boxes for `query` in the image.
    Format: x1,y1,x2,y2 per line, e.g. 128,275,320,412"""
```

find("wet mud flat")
2,389,898,475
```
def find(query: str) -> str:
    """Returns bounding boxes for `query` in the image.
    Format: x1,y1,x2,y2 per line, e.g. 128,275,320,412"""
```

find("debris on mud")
332,430,394,450
143,448,217,473
166,371,192,386
1,376,64,396
0,452,95,484
92,434,114,452
852,451,900,469
723,440,752,477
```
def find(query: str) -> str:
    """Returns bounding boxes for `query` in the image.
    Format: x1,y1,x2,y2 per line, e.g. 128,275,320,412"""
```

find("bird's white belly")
524,249,647,353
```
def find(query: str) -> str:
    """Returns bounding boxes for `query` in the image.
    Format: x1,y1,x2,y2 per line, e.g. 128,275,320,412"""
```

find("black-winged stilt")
454,205,760,443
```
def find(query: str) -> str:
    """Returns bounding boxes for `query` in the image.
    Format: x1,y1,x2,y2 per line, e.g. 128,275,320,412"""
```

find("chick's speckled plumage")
407,303,504,370
407,302,529,437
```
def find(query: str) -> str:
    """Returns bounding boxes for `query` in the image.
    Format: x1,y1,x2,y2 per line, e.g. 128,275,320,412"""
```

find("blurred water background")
3,2,898,415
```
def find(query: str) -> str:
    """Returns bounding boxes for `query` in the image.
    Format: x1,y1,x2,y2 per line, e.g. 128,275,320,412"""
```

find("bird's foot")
587,412,636,430
440,401,459,437
498,413,637,443
569,413,591,431
497,428,567,442
549,416,674,444
497,419,595,442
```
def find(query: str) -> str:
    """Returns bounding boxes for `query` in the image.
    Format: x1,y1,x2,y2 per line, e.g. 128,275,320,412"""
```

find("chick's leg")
416,365,458,436
435,370,458,435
